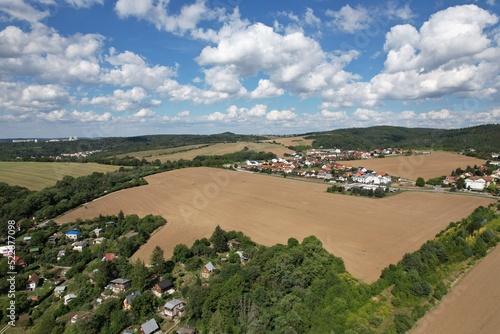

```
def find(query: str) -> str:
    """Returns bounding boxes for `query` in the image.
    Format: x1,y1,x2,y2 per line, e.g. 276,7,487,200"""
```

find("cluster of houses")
55,224,126,257
4,217,251,333
244,156,394,185
56,149,102,160
305,148,407,160
443,164,500,191
240,146,403,184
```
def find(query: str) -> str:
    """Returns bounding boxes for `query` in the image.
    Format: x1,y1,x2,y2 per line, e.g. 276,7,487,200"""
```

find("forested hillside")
179,206,500,333
304,124,500,151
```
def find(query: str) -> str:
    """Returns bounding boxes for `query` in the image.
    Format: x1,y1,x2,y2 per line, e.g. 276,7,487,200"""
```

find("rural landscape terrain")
56,167,495,283
0,125,499,333
1,0,500,332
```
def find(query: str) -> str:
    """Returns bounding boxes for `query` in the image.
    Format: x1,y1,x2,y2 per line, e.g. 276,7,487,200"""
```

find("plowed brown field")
264,136,313,147
55,167,494,282
345,151,487,180
144,142,293,163
410,245,500,334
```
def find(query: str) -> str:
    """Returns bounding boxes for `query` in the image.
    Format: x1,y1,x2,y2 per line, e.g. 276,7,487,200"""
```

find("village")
239,148,499,195
241,148,402,184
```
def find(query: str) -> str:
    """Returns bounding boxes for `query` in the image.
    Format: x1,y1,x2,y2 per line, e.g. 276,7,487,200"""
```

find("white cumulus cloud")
115,0,220,34
326,5,372,33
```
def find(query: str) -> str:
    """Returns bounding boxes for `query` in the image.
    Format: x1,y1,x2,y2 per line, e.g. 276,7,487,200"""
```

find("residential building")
93,237,106,244
164,299,184,318
152,279,175,297
176,326,199,334
140,318,160,334
110,278,131,293
26,274,40,291
123,291,141,310
54,286,66,296
64,293,77,305
101,253,117,261
0,245,14,257
72,240,88,252
47,235,59,245
65,230,81,240
93,228,102,237
465,177,487,191
202,262,215,278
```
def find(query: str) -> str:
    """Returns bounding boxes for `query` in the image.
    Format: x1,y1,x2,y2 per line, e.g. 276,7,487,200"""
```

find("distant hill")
0,132,265,161
1,125,499,161
303,124,500,151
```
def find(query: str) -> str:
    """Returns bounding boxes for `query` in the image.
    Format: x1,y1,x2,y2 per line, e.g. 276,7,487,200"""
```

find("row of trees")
327,184,388,198
0,169,152,235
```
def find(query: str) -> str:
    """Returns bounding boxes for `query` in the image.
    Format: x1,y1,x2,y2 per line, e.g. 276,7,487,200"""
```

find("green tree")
416,177,425,187
94,260,118,289
75,313,103,334
486,182,497,194
287,238,299,248
374,187,386,198
131,291,157,321
210,225,229,253
131,259,150,291
172,244,192,263
150,246,165,275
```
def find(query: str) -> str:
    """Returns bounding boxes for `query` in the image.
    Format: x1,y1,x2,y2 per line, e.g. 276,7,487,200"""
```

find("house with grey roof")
202,262,215,278
140,318,160,334
164,299,184,318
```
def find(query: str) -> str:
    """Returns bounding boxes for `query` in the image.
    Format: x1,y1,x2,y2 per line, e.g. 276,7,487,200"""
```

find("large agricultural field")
345,151,487,180
264,135,313,147
140,141,293,163
0,161,119,190
114,144,207,159
55,167,494,282
410,244,500,334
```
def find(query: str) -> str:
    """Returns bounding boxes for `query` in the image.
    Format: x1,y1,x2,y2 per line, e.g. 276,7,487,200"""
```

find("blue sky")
0,0,499,138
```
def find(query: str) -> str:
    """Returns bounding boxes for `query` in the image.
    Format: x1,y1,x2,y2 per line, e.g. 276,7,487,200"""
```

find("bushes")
327,185,388,198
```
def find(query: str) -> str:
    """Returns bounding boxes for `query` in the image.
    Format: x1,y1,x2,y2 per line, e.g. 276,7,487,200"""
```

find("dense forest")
303,124,500,151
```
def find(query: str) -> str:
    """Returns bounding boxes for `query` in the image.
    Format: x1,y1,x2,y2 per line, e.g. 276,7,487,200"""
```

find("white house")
317,172,332,180
54,286,66,296
72,240,88,252
164,299,184,318
464,177,487,191
93,228,102,237
245,160,260,167
26,274,40,291
64,293,77,305
0,245,14,257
